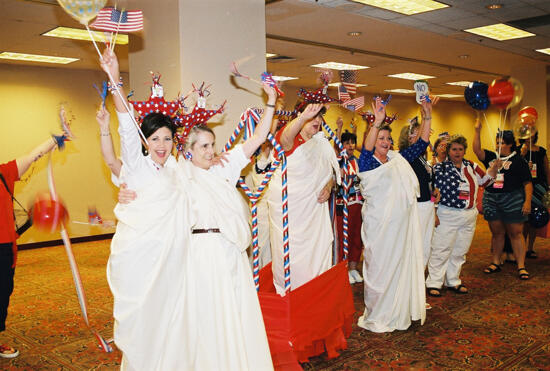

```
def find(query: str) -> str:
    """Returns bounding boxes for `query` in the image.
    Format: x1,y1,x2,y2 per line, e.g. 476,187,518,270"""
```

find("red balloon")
32,194,68,233
488,78,514,110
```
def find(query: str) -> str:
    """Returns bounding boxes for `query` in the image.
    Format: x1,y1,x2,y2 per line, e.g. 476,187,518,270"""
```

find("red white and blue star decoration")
129,72,180,122
174,82,226,139
296,87,339,111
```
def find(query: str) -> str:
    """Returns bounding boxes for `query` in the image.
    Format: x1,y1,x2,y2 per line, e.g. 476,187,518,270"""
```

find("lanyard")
496,151,516,173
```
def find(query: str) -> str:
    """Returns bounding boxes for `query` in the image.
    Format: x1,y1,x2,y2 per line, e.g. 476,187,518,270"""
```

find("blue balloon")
529,206,549,228
464,81,490,111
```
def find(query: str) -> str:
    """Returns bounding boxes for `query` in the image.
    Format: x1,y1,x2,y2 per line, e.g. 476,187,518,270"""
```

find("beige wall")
0,64,123,244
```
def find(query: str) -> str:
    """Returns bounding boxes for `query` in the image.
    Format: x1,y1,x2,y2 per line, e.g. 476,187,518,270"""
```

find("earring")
185,151,192,160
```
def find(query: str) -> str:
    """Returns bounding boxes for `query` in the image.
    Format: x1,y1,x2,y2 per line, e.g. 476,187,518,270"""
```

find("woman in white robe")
267,104,340,295
357,97,432,333
99,49,194,370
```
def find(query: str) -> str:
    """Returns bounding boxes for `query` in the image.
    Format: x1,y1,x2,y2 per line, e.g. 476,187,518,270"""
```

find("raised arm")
16,137,60,178
96,106,122,177
100,48,127,114
334,116,344,153
279,104,324,151
419,96,437,142
473,112,485,162
241,84,277,158
363,97,386,151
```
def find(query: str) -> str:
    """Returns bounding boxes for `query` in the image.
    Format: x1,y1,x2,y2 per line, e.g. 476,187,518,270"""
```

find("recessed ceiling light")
486,4,503,10
446,81,472,87
310,62,370,70
384,89,415,94
328,82,368,88
464,23,535,41
350,0,449,15
266,53,277,58
459,54,469,59
42,27,128,45
347,31,362,36
535,48,550,55
0,52,79,64
388,72,435,80
437,94,463,98
272,75,298,81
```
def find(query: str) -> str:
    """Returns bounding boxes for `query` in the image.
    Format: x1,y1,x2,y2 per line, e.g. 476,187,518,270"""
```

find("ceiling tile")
410,7,475,23
441,16,497,31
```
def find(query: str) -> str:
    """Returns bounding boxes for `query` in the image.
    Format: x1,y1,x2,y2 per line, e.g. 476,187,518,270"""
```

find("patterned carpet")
1,216,549,370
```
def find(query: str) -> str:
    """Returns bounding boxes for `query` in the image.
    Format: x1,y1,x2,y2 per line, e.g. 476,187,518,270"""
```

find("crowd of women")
85,46,547,370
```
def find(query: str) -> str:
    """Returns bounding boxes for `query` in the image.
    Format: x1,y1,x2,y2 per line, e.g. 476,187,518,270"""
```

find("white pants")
426,205,477,289
417,201,435,268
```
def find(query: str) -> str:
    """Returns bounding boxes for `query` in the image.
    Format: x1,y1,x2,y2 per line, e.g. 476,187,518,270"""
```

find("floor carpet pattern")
1,216,549,370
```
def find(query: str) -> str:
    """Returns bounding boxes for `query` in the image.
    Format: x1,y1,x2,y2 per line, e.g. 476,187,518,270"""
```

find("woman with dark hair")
519,131,550,258
101,48,277,370
267,103,340,295
430,135,449,166
426,135,497,296
473,118,532,280
356,96,433,333
335,117,364,284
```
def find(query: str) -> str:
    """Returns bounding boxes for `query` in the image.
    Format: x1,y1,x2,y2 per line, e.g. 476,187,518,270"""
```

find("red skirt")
258,262,355,370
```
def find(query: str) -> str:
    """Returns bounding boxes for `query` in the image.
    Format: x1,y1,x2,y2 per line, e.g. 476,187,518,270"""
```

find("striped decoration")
225,110,290,291
321,121,350,261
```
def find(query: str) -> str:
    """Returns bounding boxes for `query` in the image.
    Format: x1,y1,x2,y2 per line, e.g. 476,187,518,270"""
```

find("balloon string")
482,113,495,151
84,24,149,149
497,110,502,157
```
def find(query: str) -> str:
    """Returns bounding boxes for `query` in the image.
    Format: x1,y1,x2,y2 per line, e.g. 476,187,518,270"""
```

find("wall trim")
18,233,114,251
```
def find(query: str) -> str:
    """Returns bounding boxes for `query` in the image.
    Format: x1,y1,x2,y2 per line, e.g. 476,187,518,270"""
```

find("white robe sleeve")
209,145,250,186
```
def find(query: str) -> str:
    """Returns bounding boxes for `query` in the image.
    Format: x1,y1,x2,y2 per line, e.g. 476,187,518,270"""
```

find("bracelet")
423,116,432,120
108,77,123,93
100,132,111,137
266,103,275,108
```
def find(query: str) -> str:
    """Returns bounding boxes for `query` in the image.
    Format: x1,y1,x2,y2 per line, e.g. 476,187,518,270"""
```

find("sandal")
518,267,530,280
483,263,501,274
427,287,442,297
447,284,468,294
0,344,19,359
526,251,538,259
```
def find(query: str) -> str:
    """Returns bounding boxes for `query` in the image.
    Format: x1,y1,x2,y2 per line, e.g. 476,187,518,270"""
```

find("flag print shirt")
434,159,493,209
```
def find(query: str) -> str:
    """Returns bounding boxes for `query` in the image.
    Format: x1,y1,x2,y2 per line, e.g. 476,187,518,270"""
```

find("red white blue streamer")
224,109,290,292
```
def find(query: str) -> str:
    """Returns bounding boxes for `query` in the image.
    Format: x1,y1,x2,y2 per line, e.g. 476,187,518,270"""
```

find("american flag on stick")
90,7,144,33
338,84,350,102
340,70,358,96
342,96,364,112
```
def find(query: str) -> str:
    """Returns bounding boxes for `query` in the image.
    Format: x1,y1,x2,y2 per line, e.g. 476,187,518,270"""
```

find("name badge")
530,162,537,178
458,182,470,200
493,173,504,189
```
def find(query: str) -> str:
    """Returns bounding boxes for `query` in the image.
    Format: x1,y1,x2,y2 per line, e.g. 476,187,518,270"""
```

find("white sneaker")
348,271,356,284
350,269,363,283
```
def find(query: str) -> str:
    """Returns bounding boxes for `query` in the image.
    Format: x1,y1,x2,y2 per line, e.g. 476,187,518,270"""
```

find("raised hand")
262,82,277,102
371,97,385,126
100,48,120,81
300,103,324,121
96,106,111,132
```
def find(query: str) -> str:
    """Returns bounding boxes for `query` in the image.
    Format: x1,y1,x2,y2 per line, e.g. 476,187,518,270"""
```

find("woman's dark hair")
446,134,467,156
379,125,392,134
341,130,357,144
141,112,177,155
496,130,518,153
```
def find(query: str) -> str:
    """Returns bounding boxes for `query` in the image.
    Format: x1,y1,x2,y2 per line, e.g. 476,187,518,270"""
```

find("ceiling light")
459,54,469,59
271,75,298,81
535,48,550,55
486,4,502,10
388,72,435,80
446,81,472,87
464,23,535,41
384,89,415,94
266,53,277,58
310,62,369,70
42,27,128,45
437,94,463,98
347,31,362,36
328,82,367,87
350,0,448,15
0,52,79,64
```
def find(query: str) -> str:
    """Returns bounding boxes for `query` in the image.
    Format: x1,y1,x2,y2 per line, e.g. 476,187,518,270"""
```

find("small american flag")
342,96,364,112
90,7,144,33
338,84,350,102
340,70,357,96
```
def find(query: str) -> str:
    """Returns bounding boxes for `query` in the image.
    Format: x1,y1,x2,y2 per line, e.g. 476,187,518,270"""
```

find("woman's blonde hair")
398,120,420,151
184,125,215,152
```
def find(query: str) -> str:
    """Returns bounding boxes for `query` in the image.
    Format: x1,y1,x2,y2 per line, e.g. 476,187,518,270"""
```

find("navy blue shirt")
359,138,429,172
